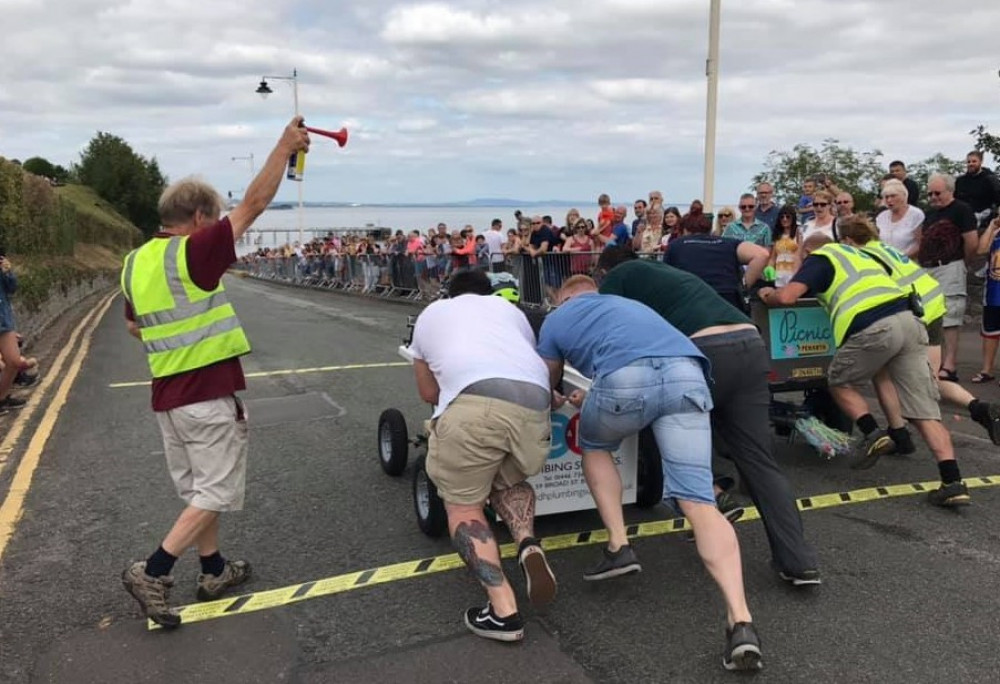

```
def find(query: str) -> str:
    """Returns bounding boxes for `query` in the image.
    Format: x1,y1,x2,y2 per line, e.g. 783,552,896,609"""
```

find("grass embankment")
0,156,143,313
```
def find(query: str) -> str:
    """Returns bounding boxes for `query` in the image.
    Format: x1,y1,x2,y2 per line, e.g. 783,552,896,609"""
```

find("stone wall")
12,273,117,344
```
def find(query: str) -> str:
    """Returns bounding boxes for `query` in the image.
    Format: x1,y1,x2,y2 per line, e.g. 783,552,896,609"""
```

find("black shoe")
716,491,745,524
14,371,38,388
849,430,893,470
723,622,763,671
518,538,557,607
972,403,1000,446
0,395,27,410
463,604,524,642
582,545,642,581
778,568,822,586
886,428,916,456
927,481,971,508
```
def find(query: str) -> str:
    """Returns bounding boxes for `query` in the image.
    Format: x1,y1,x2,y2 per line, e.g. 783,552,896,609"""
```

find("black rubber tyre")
413,452,448,538
635,426,664,509
805,389,854,435
377,408,409,476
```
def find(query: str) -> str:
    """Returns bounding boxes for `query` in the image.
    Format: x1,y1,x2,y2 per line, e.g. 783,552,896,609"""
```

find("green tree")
73,132,166,236
751,139,887,212
22,156,70,183
970,125,1000,167
905,153,966,195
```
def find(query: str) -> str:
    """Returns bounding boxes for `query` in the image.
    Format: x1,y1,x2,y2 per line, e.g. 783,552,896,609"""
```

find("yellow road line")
108,362,410,388
150,474,1000,630
0,291,116,471
0,292,116,563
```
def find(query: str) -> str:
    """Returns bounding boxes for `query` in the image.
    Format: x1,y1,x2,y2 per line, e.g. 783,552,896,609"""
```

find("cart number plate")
791,367,824,379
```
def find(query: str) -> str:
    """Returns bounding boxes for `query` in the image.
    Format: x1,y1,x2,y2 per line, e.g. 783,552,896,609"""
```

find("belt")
921,259,958,268
461,379,551,411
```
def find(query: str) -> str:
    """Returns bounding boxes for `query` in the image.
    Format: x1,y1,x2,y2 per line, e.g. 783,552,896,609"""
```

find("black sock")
856,414,879,436
200,551,226,577
968,400,989,423
938,459,962,485
145,546,178,578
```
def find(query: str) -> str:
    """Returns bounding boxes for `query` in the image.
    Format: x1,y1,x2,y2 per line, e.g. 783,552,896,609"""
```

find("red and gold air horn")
287,124,349,181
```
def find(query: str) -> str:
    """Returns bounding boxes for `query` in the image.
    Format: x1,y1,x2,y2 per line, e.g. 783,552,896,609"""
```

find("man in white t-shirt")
483,218,506,272
409,269,557,643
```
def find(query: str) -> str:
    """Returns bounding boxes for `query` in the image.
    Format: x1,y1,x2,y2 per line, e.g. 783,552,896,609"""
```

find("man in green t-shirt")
596,247,820,586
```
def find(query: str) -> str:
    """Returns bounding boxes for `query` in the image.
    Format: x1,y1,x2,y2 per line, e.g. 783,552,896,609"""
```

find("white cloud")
1,0,998,208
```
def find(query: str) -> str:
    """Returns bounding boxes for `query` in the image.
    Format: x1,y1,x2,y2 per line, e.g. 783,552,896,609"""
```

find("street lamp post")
256,68,305,244
702,0,721,214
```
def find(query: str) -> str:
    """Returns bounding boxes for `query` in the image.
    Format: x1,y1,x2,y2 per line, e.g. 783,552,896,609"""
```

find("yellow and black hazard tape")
150,475,1000,629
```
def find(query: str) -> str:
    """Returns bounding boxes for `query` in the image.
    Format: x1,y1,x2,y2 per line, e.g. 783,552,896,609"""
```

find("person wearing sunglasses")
712,206,735,236
917,173,978,382
799,190,838,243
722,194,772,247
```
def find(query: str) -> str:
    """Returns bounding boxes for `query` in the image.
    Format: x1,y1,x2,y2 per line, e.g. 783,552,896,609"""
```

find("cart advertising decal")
769,307,834,360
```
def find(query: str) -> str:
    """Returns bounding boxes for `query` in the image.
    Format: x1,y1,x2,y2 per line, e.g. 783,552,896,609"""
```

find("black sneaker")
582,544,642,581
972,402,1000,446
927,481,971,508
886,428,916,456
0,395,27,410
849,430,894,470
463,604,524,642
778,568,822,586
518,538,557,606
724,622,763,671
14,371,38,388
716,491,745,524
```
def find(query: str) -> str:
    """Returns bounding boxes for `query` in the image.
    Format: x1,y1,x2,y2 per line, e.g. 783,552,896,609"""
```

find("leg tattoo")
491,482,536,542
453,520,505,587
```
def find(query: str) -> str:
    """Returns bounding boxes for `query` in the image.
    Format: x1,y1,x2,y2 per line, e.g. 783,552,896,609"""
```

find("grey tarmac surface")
1,274,1000,684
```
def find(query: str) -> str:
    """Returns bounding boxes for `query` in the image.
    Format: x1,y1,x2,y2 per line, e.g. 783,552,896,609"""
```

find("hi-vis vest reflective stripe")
812,244,908,346
860,241,946,326
120,237,251,378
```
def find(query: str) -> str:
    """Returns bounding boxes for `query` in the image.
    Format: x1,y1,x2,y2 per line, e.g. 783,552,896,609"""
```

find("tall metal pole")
291,68,304,245
702,0,721,213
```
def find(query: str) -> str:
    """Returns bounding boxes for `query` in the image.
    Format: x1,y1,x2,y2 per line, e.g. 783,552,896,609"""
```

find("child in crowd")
769,206,800,286
596,193,614,235
797,178,816,225
974,216,1000,383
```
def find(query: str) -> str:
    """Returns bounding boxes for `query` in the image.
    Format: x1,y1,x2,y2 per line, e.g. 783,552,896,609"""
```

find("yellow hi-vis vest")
860,240,946,326
120,236,251,378
812,244,908,346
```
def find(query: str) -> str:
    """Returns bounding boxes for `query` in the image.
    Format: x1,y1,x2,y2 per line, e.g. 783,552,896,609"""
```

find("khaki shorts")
427,395,551,506
156,396,249,512
827,311,941,420
929,261,967,328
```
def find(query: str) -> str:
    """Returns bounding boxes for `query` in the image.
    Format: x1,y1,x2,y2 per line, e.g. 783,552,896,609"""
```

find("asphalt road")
1,275,1000,684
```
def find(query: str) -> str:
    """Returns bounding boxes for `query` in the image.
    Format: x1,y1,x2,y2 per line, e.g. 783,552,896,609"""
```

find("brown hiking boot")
121,561,181,628
196,559,252,601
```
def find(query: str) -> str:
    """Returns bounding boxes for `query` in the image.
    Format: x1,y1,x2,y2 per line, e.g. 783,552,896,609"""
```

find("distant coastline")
268,198,585,210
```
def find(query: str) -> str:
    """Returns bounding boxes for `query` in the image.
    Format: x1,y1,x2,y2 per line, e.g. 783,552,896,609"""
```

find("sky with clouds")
2,0,998,206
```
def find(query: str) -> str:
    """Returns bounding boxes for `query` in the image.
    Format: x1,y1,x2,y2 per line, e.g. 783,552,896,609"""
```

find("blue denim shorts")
579,356,715,506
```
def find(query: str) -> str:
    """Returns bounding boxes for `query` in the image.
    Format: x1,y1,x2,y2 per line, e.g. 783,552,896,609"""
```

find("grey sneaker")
778,568,822,586
121,561,181,628
196,559,252,601
582,545,641,582
927,481,971,508
723,622,763,671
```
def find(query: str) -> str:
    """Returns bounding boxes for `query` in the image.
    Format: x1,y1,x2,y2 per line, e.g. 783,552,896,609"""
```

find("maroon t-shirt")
124,217,247,412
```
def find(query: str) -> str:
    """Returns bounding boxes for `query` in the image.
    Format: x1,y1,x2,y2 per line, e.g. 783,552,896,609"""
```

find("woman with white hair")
875,179,924,257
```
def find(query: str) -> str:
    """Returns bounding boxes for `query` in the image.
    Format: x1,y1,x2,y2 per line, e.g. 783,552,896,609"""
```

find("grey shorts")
828,312,941,420
155,396,249,512
929,261,967,328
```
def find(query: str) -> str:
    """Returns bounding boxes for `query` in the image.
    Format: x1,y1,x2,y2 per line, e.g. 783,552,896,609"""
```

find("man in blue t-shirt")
607,206,632,249
536,274,762,672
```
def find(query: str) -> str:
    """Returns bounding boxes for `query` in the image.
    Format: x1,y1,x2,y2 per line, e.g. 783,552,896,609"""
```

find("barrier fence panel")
238,248,631,306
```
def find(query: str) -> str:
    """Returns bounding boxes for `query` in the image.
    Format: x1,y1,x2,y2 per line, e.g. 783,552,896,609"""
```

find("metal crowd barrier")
237,249,626,307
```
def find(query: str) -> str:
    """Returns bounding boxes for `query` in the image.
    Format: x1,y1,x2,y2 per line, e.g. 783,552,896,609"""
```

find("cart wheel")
805,389,854,435
635,426,664,509
378,408,409,476
413,453,448,537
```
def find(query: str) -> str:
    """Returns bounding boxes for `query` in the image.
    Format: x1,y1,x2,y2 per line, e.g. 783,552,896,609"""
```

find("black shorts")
982,306,1000,338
